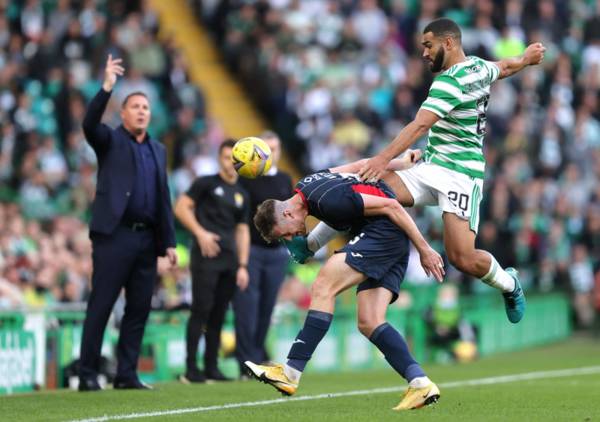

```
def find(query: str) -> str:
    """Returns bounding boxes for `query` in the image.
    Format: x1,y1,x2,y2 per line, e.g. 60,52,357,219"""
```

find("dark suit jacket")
82,88,176,257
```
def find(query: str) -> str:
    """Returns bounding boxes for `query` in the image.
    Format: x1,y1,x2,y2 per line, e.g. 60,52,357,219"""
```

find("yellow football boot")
244,361,298,396
393,382,440,410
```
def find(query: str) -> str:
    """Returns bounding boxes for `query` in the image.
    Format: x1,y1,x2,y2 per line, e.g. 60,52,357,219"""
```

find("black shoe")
78,377,102,392
179,367,206,384
113,378,153,390
205,367,233,382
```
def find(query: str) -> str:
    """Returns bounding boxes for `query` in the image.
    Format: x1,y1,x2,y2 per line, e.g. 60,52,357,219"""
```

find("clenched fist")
524,42,545,66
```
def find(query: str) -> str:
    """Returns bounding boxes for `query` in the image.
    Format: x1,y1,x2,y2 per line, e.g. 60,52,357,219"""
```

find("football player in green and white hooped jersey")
356,18,545,323
285,18,545,325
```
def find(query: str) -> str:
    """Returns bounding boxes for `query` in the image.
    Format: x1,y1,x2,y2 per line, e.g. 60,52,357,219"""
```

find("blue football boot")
502,267,526,323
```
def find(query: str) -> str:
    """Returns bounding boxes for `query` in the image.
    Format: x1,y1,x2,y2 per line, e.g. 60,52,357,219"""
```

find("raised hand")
524,43,545,66
102,54,125,92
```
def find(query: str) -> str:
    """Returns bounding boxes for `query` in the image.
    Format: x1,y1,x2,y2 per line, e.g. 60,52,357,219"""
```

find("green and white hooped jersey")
420,56,500,180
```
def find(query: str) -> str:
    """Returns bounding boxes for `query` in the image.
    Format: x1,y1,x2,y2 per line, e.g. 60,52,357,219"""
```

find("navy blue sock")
286,310,333,372
369,322,425,382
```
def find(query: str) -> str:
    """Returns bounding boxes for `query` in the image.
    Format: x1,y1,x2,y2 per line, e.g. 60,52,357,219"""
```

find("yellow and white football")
231,136,273,179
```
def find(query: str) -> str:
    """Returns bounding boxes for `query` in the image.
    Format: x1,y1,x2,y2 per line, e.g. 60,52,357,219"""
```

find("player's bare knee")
357,320,373,337
447,252,463,270
448,253,473,273
357,317,381,338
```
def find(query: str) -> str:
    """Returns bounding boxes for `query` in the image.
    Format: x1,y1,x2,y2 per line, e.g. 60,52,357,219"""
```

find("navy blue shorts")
337,218,409,303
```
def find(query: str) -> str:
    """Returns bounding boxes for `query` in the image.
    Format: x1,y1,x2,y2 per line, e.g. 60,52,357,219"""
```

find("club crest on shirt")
234,192,244,208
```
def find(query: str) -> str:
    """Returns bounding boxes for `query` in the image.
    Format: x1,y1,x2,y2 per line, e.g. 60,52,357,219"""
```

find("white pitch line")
69,365,600,422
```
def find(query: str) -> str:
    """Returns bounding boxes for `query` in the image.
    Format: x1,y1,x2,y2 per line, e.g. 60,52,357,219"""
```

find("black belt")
121,221,153,232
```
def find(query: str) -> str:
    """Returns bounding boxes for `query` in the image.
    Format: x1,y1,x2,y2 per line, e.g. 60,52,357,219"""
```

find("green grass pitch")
3,336,600,421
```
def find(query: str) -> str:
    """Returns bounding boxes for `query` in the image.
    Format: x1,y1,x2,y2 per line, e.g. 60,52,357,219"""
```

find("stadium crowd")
0,0,204,310
0,0,599,329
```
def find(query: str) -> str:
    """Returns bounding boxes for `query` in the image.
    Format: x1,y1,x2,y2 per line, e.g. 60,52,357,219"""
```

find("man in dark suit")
78,55,177,391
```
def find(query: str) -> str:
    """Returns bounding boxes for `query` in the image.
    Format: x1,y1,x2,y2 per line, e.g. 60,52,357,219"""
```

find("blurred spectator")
569,244,595,328
425,284,477,363
351,0,388,49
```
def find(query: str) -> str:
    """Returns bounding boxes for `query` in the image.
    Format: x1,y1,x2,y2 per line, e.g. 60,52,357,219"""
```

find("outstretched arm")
357,109,439,181
329,149,422,174
360,194,444,282
495,42,545,79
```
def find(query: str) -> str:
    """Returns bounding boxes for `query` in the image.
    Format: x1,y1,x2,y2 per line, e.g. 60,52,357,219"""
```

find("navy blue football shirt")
294,171,396,234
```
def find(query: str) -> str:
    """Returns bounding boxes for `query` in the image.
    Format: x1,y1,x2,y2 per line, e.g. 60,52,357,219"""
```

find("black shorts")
338,218,409,303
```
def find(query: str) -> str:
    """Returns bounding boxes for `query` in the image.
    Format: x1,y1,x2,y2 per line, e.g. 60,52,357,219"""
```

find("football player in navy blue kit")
245,152,444,411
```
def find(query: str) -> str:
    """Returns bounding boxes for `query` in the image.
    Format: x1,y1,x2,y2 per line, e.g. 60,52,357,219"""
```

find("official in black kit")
233,131,293,373
174,139,250,383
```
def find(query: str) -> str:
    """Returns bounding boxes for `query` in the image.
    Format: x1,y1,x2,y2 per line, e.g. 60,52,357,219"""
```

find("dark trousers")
186,255,237,371
233,245,288,366
79,226,157,382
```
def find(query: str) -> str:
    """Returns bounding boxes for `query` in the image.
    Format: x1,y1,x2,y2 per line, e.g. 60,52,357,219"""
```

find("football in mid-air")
232,137,272,179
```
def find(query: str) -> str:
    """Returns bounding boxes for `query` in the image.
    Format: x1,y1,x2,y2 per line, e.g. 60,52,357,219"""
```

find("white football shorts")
396,162,484,233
